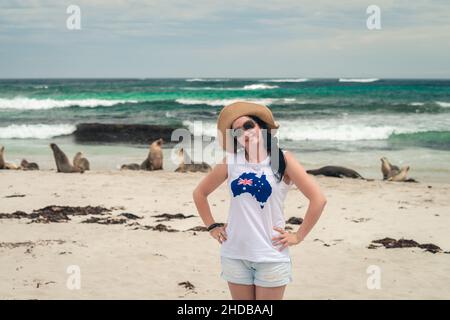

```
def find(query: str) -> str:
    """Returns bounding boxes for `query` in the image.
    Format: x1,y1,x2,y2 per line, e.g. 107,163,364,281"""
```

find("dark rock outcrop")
74,123,185,144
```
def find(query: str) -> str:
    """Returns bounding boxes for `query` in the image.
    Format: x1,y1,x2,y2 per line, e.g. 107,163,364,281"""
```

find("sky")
0,0,449,78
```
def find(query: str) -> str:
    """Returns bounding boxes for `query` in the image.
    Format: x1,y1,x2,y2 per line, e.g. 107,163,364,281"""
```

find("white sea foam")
182,120,419,142
276,117,431,141
180,87,237,91
180,114,446,142
175,98,276,107
436,101,450,108
183,83,280,90
410,102,425,106
243,84,279,90
185,78,230,82
0,97,138,110
165,111,177,118
261,78,308,83
0,124,76,139
338,78,379,83
175,97,299,106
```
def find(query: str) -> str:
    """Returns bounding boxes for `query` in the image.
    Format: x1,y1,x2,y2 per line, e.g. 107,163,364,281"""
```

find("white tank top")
220,148,293,263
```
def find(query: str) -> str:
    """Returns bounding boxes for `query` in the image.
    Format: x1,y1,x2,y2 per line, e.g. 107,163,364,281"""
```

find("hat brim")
216,101,279,152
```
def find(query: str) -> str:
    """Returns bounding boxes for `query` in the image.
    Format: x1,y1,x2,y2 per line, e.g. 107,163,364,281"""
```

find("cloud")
0,0,449,77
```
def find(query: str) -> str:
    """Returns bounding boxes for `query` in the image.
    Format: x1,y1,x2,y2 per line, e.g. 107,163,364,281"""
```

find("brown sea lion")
120,163,141,170
175,147,212,173
20,159,40,171
0,145,4,169
388,166,410,182
306,166,374,181
73,152,90,171
380,157,400,180
140,138,164,170
49,143,83,173
0,145,20,170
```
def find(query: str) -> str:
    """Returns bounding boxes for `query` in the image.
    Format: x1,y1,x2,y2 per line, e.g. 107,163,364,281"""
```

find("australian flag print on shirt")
231,172,272,209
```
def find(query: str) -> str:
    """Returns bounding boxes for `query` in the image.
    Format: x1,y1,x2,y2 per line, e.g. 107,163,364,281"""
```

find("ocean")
1,78,449,182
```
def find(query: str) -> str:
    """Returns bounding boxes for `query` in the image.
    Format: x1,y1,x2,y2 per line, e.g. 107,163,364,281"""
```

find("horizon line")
1,77,450,80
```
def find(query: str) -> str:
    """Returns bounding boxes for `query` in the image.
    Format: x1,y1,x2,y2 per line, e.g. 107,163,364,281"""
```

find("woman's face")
231,116,261,148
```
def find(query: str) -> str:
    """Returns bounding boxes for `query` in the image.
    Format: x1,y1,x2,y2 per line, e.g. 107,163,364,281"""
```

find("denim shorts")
220,256,293,287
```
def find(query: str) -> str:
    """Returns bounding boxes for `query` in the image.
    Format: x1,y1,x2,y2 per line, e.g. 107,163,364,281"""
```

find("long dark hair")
232,115,286,183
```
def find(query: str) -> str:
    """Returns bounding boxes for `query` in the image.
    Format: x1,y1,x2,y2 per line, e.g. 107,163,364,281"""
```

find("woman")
192,101,327,300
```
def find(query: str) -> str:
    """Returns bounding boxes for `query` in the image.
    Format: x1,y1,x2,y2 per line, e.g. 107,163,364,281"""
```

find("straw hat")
216,101,279,152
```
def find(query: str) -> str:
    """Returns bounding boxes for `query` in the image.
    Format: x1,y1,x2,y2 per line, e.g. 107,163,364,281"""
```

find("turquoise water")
1,78,449,182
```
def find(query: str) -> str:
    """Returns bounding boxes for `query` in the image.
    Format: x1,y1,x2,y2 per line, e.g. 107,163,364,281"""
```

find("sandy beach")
1,169,449,299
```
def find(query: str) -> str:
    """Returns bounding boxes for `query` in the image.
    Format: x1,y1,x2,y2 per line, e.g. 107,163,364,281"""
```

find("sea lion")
3,163,20,170
0,145,20,170
73,152,90,171
20,159,39,171
140,138,164,170
306,165,374,181
0,145,4,169
380,157,400,180
120,163,141,170
388,166,410,182
49,143,83,173
175,147,212,173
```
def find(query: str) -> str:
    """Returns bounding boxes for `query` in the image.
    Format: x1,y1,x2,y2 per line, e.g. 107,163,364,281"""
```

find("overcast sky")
0,0,449,78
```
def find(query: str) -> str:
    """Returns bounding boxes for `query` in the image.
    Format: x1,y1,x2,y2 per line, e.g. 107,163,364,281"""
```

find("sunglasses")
231,119,256,138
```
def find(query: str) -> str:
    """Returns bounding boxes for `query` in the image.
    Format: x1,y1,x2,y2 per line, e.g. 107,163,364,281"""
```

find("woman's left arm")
272,150,327,250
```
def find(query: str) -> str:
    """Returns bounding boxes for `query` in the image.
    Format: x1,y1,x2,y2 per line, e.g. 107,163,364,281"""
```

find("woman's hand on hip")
209,223,228,244
272,226,302,251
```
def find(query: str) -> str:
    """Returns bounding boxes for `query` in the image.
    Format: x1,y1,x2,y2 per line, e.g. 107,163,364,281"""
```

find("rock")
73,123,185,144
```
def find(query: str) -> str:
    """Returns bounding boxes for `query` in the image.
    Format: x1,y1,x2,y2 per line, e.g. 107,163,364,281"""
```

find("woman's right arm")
192,156,228,231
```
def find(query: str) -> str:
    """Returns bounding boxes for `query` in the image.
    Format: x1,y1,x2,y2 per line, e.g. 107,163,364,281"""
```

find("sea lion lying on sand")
306,165,374,181
175,147,212,173
387,166,418,182
20,159,39,170
120,138,164,171
388,166,409,182
381,157,418,182
120,163,141,170
73,152,90,171
140,138,164,170
0,145,20,170
49,143,83,173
